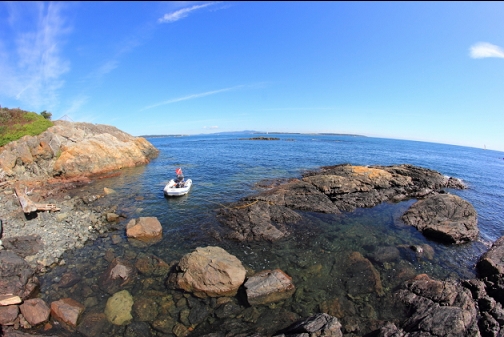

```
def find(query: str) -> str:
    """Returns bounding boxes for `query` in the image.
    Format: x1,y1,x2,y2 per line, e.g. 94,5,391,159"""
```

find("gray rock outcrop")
218,164,467,242
379,274,479,337
402,193,478,244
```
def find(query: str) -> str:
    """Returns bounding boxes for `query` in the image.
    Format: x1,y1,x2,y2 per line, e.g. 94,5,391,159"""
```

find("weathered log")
14,184,60,213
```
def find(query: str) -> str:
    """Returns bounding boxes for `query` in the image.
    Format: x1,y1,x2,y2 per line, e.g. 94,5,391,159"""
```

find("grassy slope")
0,107,53,147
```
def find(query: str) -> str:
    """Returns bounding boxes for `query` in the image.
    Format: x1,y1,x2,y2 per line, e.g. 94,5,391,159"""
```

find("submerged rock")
104,290,134,325
245,269,296,306
77,312,111,337
169,246,246,298
346,251,384,297
99,257,136,294
402,193,478,244
275,313,343,337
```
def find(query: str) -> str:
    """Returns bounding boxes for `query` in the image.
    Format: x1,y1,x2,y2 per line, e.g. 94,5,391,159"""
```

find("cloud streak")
0,2,70,110
470,42,504,59
141,85,244,111
158,2,217,23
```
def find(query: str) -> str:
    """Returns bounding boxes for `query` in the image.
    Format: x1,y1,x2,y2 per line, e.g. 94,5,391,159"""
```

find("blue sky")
1,2,504,151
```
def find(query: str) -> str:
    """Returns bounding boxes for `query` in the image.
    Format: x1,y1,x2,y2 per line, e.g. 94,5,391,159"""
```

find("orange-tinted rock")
0,294,22,306
126,217,162,245
172,246,246,298
244,269,296,306
50,298,85,331
0,120,158,179
19,298,50,325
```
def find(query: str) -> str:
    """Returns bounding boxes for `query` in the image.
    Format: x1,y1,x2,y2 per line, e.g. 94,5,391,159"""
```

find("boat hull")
164,179,192,196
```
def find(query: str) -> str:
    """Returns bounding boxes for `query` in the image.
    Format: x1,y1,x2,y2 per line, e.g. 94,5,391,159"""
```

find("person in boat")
175,175,185,188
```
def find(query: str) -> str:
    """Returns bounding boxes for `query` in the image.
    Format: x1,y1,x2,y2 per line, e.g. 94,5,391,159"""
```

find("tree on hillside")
40,110,52,120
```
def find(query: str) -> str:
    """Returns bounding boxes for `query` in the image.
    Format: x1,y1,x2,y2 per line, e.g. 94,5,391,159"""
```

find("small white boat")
164,168,192,196
164,178,192,196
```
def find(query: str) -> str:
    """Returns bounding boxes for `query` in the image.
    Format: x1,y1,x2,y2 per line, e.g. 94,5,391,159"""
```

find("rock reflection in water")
37,194,486,336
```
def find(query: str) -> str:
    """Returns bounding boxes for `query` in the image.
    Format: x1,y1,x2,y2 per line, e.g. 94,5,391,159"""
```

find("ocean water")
39,133,504,335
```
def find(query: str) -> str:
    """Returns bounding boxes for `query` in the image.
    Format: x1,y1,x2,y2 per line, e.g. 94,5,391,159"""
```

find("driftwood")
14,184,60,213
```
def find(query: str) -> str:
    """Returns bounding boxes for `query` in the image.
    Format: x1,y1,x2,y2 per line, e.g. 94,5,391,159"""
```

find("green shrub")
0,107,54,147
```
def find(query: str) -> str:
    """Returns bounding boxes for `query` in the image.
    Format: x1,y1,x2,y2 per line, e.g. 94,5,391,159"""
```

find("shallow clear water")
39,134,504,336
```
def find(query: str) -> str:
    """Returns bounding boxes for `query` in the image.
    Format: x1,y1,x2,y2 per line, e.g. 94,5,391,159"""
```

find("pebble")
0,186,116,271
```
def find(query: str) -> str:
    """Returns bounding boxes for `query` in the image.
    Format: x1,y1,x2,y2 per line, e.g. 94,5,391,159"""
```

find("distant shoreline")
142,131,367,138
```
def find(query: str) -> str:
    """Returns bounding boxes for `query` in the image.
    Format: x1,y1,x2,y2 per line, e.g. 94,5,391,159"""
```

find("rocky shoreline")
1,145,504,336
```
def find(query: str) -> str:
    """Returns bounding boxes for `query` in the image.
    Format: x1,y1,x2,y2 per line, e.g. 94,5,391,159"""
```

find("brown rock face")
0,250,39,300
0,120,158,180
19,298,51,326
126,217,163,245
50,298,85,331
402,193,478,244
477,236,504,278
0,305,19,325
244,269,296,306
172,246,246,298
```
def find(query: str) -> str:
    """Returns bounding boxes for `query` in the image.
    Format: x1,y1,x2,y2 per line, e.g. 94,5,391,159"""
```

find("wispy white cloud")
204,126,219,129
141,85,245,111
260,107,335,111
470,42,504,59
158,2,217,23
0,2,70,110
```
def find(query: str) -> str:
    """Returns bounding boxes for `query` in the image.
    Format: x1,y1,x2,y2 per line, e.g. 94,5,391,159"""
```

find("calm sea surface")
40,133,504,335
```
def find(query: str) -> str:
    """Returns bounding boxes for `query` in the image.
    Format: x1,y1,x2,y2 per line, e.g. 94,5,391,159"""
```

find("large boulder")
170,246,246,298
126,217,163,246
245,269,296,306
0,120,158,180
402,194,478,244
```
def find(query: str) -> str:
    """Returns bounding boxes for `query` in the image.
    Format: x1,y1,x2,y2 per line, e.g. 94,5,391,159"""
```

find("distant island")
239,137,280,141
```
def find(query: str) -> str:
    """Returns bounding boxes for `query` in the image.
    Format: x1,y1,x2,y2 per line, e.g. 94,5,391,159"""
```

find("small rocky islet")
1,122,503,336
